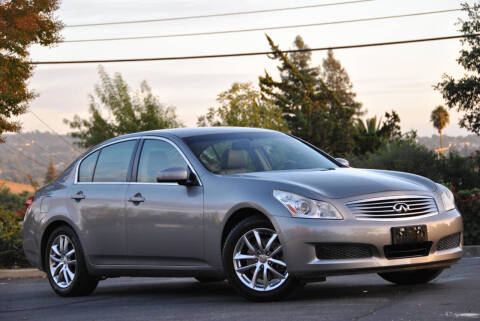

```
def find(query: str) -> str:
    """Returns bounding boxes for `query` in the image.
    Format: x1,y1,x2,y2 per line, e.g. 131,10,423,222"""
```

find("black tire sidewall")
222,217,298,302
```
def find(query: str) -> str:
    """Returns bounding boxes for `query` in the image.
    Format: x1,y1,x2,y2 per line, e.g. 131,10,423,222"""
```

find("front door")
125,138,204,266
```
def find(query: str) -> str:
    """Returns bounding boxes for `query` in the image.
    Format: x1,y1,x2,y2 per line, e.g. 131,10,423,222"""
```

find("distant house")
0,180,35,194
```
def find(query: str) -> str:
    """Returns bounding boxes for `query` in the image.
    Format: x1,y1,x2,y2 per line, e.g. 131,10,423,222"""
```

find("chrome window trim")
74,136,202,186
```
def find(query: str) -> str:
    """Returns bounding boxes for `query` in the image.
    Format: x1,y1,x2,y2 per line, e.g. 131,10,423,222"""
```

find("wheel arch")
40,219,78,271
221,207,274,250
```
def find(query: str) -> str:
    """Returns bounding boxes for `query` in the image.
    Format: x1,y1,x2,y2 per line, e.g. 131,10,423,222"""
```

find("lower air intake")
384,242,432,259
437,233,461,251
315,244,373,260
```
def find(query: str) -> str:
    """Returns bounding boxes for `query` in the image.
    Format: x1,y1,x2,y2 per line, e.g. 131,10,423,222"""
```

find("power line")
29,110,82,153
31,34,479,65
65,0,375,28
15,133,70,164
62,8,462,43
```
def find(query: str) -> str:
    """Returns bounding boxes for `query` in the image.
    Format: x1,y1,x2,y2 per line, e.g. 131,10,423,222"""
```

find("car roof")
137,127,277,138
83,127,279,155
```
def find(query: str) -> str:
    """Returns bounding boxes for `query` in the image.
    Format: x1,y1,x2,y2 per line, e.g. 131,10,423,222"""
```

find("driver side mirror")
156,167,196,185
335,158,350,167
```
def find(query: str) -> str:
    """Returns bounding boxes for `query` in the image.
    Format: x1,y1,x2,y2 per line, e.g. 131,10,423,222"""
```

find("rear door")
69,139,138,266
125,138,204,266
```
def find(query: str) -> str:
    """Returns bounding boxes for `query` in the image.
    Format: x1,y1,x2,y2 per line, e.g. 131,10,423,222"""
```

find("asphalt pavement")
1,258,479,321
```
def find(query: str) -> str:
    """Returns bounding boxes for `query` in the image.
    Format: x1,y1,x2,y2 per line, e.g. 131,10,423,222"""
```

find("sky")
15,0,476,137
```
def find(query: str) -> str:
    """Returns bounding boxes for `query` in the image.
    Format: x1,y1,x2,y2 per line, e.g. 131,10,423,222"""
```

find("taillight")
25,196,34,212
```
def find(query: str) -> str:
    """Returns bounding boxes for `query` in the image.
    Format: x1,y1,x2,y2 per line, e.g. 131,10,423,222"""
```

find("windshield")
183,132,338,175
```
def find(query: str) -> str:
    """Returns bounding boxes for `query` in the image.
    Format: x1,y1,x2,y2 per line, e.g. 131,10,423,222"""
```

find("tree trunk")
439,130,443,150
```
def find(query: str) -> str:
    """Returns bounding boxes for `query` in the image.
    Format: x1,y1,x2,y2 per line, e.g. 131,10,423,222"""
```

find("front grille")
384,242,432,259
315,244,373,260
437,233,461,251
346,196,438,220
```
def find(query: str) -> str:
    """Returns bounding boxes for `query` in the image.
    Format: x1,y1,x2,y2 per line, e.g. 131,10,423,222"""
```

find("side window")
137,140,188,183
93,140,137,182
78,151,99,182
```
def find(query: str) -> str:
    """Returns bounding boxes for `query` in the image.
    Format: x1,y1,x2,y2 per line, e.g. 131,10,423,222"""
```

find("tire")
378,268,444,285
194,277,225,283
45,226,99,296
222,216,299,302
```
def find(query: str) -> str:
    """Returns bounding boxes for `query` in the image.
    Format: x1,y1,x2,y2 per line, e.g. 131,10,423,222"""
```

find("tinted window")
93,140,137,182
184,132,338,175
78,151,99,182
137,140,188,183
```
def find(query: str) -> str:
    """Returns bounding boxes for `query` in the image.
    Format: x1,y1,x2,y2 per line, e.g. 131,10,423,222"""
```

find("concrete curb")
463,245,480,258
1,246,478,280
0,268,46,280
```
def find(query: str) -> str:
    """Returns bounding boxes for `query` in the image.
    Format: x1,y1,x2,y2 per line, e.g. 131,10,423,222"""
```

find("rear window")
78,151,99,182
92,140,137,182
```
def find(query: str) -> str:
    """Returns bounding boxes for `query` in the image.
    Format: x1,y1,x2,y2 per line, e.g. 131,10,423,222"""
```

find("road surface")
1,258,479,321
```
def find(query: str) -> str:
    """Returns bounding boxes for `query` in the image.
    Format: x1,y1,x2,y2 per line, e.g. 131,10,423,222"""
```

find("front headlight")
273,190,343,219
437,184,455,211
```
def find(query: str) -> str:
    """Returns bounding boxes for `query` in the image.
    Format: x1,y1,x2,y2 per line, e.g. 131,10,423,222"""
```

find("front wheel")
378,268,444,285
45,226,98,296
222,217,298,301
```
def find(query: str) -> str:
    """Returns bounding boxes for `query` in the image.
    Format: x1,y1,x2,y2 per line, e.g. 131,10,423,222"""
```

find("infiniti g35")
22,127,463,301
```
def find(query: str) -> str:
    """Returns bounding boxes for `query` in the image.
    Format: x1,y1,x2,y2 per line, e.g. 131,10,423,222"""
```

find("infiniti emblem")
393,202,410,213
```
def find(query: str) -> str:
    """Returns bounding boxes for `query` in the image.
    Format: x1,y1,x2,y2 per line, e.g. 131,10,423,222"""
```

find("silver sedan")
23,127,462,301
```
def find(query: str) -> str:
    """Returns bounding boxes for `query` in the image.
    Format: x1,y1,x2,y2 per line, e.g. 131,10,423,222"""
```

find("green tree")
321,49,364,118
353,111,402,155
44,158,56,184
259,35,356,155
65,66,183,148
430,105,450,149
435,2,480,134
0,0,63,142
197,82,289,131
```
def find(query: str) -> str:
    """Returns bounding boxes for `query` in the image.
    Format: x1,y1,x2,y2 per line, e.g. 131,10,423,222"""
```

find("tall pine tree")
44,158,56,184
321,50,364,118
259,35,356,155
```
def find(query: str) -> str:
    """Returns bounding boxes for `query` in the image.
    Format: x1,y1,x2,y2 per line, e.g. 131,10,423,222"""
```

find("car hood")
232,168,437,199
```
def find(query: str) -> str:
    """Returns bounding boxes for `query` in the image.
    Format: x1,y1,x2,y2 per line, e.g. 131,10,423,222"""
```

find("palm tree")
430,105,450,150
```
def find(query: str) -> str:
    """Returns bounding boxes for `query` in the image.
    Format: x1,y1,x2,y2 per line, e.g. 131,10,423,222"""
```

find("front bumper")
273,209,463,278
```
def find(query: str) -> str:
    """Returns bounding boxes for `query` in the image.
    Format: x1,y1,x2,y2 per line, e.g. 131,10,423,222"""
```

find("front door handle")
128,193,145,203
71,191,85,200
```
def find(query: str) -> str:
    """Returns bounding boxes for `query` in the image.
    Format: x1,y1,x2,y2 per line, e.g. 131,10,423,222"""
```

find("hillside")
0,131,83,185
416,135,480,156
0,180,35,194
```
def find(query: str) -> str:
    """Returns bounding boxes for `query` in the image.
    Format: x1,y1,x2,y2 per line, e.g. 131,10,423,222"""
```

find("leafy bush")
455,188,480,245
349,141,480,190
0,187,31,268
0,208,29,268
348,140,441,181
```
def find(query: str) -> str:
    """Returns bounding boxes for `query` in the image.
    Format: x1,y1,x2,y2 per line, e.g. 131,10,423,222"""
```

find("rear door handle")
128,193,145,203
71,192,85,200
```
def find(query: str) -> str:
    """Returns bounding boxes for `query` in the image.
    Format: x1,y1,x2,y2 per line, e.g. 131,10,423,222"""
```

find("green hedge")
455,188,480,245
0,209,29,268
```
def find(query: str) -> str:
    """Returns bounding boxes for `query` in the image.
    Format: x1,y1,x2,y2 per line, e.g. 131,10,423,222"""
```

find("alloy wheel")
233,228,288,292
49,234,77,288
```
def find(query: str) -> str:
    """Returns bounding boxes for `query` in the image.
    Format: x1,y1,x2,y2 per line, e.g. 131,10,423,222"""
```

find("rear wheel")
45,226,98,296
378,268,444,285
223,217,298,302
